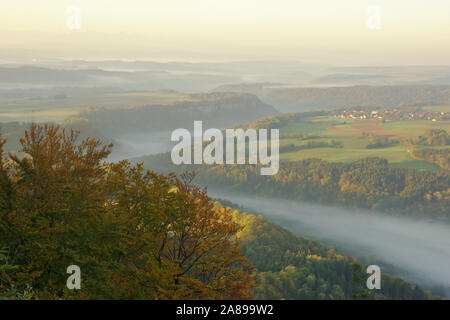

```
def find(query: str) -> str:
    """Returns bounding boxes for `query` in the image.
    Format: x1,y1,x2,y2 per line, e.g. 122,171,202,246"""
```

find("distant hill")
0,66,239,92
214,85,450,112
68,92,278,137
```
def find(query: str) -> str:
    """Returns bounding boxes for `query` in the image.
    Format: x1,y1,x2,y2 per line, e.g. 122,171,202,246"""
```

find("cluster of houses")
332,108,449,121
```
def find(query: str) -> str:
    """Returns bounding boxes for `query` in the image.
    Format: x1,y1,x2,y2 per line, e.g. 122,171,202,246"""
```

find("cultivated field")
0,91,188,123
278,115,449,170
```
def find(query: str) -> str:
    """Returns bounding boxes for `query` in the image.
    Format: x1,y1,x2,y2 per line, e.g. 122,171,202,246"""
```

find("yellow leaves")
101,162,255,299
1,125,255,299
284,265,297,273
433,191,443,200
306,254,323,261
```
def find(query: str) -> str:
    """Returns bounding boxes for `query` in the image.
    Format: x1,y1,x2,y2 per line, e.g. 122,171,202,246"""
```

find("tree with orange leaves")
0,124,255,299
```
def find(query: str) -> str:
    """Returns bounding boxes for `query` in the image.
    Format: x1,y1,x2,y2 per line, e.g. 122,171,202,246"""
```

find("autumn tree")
104,165,255,299
0,125,255,299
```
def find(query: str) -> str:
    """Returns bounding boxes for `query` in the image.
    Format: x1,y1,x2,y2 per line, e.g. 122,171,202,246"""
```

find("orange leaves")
0,125,255,299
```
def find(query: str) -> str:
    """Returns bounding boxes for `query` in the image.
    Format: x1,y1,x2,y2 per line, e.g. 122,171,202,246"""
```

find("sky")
1,0,450,65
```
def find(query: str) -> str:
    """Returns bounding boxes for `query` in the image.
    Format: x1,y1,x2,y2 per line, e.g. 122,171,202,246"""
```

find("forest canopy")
0,125,254,299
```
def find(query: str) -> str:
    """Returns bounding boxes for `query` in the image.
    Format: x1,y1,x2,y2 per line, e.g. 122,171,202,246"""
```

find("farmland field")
0,90,188,123
380,120,450,138
277,115,449,170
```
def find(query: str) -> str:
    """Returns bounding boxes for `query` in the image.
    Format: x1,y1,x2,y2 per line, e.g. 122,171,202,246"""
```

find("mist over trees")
140,153,450,220
69,92,277,137
231,209,430,300
214,85,450,112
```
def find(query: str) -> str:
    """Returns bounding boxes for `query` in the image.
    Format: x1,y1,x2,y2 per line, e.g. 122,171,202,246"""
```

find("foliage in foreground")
0,125,254,299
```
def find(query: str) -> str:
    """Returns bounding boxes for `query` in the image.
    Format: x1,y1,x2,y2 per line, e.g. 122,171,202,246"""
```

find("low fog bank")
208,190,450,298
108,131,173,162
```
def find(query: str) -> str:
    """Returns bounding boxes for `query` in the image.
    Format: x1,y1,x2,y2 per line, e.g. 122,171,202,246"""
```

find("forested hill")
138,154,450,220
66,92,277,136
213,85,450,112
226,203,432,300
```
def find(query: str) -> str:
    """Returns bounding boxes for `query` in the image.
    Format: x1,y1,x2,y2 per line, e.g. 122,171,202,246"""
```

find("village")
332,108,450,121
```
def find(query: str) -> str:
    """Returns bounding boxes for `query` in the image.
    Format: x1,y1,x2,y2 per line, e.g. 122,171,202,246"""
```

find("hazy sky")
2,0,450,65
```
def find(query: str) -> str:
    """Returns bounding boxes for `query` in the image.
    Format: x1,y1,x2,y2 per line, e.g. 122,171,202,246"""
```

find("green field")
422,105,450,112
278,115,449,170
380,120,450,138
0,91,188,123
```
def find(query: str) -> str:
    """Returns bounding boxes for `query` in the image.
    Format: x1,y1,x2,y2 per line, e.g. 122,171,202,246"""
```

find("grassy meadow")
278,115,449,170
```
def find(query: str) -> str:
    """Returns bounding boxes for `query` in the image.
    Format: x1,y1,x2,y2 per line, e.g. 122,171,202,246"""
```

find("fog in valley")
108,131,173,162
207,190,450,298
